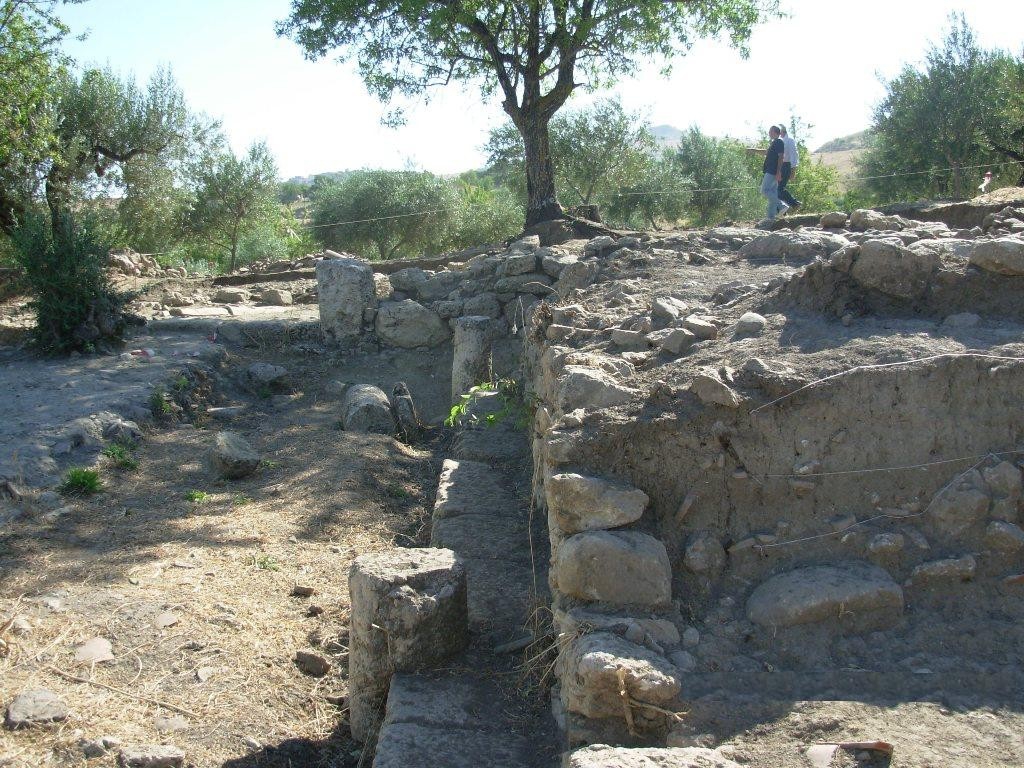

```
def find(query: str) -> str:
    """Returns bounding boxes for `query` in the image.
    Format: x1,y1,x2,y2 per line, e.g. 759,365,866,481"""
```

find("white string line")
127,158,1021,255
759,450,1024,479
749,353,1024,415
754,453,1000,550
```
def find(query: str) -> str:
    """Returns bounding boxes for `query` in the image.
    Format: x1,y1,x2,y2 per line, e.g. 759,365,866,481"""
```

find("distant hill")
650,124,683,147
815,129,872,154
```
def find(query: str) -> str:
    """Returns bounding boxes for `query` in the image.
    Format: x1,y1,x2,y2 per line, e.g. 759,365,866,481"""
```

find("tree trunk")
951,160,963,200
45,167,72,233
519,115,564,227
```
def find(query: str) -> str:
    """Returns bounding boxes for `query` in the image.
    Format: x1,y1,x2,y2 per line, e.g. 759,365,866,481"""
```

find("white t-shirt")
782,135,799,166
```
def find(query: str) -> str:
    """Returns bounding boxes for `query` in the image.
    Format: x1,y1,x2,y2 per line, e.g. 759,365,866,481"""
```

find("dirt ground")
0,340,451,768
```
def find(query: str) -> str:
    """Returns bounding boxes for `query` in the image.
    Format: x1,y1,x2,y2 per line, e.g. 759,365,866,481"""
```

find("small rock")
117,744,185,768
259,288,293,306
81,738,109,758
683,531,726,574
291,585,316,597
242,736,262,750
908,555,976,586
152,714,189,732
682,627,700,648
670,650,697,672
5,689,68,728
75,636,115,664
690,369,742,408
9,617,32,635
294,650,331,677
681,314,718,340
247,362,288,388
195,666,216,683
214,288,249,303
655,327,697,355
154,612,179,629
734,311,767,336
985,521,1024,552
610,328,648,351
211,431,260,480
928,487,989,538
867,533,904,559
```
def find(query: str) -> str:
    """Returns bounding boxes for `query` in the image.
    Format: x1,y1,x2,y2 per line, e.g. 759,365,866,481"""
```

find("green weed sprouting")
445,378,531,430
60,467,103,496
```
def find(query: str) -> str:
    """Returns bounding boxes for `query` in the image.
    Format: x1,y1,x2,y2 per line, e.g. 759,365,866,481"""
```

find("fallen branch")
45,664,199,718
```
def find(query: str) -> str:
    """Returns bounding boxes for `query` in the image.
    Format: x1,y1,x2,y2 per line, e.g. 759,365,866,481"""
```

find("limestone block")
451,316,496,401
969,237,1024,275
389,268,429,295
462,292,501,319
555,530,671,608
746,562,903,631
317,257,377,341
650,296,688,326
117,745,185,767
985,521,1024,552
348,549,468,741
494,272,553,295
683,531,726,574
247,362,288,388
418,271,462,301
343,384,396,435
373,272,393,299
556,260,599,292
375,300,450,348
680,314,718,340
556,366,638,412
983,461,1022,500
555,608,680,648
566,746,742,768
559,632,680,723
584,236,616,256
738,231,849,260
928,486,990,538
690,369,742,408
542,251,579,278
214,288,249,303
210,431,260,480
849,208,907,231
849,239,939,299
653,328,697,355
610,329,648,351
499,251,538,276
908,555,976,586
259,287,293,306
5,688,68,728
547,473,648,534
735,311,767,336
820,211,849,228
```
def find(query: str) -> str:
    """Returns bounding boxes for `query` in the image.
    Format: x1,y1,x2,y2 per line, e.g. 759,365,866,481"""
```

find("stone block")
317,257,377,341
348,549,468,741
970,237,1024,275
554,530,671,608
210,431,260,480
343,384,396,435
546,473,648,534
849,239,939,299
928,486,990,538
559,632,680,724
556,366,637,412
376,300,450,348
566,745,742,768
746,562,903,631
451,316,497,401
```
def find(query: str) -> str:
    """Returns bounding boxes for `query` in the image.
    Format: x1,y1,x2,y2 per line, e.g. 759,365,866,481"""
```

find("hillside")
815,128,872,153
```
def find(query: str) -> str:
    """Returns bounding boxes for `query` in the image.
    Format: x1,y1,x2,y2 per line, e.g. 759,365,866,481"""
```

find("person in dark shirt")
759,125,787,222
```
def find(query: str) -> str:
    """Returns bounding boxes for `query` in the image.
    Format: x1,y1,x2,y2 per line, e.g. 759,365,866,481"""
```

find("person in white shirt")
778,126,801,211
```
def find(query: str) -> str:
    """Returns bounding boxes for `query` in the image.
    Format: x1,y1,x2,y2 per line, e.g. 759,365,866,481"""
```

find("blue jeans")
761,173,784,220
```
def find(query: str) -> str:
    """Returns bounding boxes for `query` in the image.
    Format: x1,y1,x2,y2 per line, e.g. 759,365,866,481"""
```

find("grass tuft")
185,489,211,503
60,467,102,496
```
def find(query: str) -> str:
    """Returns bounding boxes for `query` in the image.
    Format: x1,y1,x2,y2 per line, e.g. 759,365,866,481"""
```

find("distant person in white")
778,126,801,211
978,170,993,193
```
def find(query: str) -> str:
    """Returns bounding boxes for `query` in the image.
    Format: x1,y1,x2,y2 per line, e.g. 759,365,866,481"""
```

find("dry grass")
0,350,444,768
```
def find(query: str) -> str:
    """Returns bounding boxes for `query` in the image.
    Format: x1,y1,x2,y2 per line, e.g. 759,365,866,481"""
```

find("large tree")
982,52,1024,186
862,15,1003,200
184,141,280,272
0,0,83,233
44,67,195,229
278,0,776,227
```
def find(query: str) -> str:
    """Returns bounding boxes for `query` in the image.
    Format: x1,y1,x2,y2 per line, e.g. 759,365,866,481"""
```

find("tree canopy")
279,0,777,226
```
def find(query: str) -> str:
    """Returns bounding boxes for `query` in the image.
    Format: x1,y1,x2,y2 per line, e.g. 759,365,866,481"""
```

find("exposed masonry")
316,204,1024,765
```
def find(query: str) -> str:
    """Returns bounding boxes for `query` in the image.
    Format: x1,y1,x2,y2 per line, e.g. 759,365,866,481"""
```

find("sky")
57,0,1024,180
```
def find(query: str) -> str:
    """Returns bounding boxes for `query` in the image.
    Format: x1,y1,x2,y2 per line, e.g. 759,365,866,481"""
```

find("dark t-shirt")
763,138,784,175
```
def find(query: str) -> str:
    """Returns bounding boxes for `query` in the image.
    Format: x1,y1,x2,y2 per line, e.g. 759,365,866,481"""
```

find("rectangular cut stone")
317,256,377,341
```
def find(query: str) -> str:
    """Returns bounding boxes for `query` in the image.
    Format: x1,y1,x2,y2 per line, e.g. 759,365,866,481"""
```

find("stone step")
374,671,547,768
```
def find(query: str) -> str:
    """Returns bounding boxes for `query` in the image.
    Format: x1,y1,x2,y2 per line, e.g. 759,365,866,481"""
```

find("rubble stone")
554,530,672,608
546,472,649,534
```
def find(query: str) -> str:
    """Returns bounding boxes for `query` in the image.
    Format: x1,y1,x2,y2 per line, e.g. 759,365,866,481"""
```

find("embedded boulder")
554,530,672,608
211,431,260,480
546,473,649,534
343,384,396,435
746,562,903,631
970,237,1024,275
375,300,450,348
849,238,940,299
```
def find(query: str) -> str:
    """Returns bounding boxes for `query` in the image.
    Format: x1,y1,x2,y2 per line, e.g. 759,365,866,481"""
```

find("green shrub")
185,489,210,503
102,442,139,471
60,467,103,496
11,213,126,352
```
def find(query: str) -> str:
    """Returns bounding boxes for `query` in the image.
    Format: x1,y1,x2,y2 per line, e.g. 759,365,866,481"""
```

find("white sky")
57,0,1024,180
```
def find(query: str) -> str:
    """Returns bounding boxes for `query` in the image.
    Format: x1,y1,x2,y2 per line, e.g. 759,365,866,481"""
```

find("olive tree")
184,141,280,273
278,0,776,227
